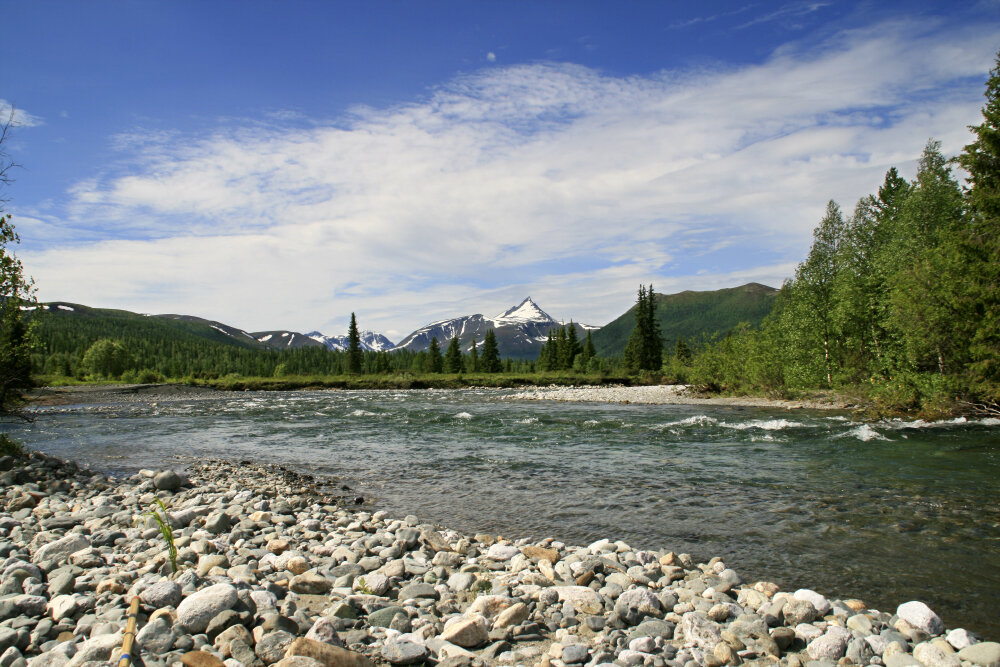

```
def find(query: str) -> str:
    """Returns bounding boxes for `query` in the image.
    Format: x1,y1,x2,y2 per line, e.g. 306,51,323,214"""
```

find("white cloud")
486,51,497,62
20,20,999,339
0,100,43,128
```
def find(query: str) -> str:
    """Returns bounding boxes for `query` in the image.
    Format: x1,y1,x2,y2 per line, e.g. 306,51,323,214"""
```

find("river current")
6,388,1000,636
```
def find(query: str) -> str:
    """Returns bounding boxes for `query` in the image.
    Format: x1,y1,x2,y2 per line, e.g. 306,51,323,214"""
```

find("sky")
2,1,998,341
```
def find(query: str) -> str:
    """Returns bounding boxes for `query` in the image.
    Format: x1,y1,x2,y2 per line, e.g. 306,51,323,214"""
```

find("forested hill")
591,283,778,357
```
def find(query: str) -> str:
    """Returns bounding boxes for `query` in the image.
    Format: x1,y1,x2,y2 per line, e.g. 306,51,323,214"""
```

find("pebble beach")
1,451,996,667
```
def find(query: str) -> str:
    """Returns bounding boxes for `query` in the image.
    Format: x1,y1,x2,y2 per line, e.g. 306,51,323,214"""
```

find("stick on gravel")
117,596,141,667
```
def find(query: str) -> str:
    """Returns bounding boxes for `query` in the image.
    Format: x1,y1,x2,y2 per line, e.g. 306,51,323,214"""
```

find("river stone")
0,630,15,654
140,580,183,608
257,631,297,665
284,638,375,667
275,657,323,667
289,573,331,595
304,618,343,648
493,602,529,629
440,617,489,648
16,595,48,618
34,535,90,566
153,470,183,491
794,589,831,616
946,629,977,651
47,596,77,623
396,583,438,601
551,586,604,615
204,512,232,534
136,616,174,654
886,654,923,667
180,651,225,667
367,606,406,628
521,546,560,563
380,640,428,665
783,598,819,625
177,583,239,633
914,642,961,667
958,643,1000,667
897,602,944,636
447,572,474,591
680,612,722,651
807,627,851,661
486,544,520,561
561,645,590,664
632,619,675,639
65,632,122,667
617,588,661,620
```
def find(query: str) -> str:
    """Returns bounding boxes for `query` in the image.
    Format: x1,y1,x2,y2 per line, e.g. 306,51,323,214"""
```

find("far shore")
26,381,854,412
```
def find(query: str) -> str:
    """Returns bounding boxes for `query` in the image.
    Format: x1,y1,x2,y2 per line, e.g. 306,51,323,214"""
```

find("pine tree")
480,329,501,373
675,338,692,363
346,313,363,374
643,286,663,371
623,286,648,371
468,339,479,373
444,335,463,373
957,49,1000,393
427,337,443,373
555,326,569,370
580,330,595,367
565,322,581,369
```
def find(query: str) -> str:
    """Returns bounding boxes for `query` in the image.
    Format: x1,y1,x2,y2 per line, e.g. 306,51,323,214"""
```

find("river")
6,388,999,637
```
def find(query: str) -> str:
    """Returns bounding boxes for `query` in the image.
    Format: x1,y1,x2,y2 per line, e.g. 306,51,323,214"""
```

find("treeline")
657,57,1000,414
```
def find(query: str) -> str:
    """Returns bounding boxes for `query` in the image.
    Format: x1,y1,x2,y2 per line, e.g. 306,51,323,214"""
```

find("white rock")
486,544,520,561
176,583,238,633
898,601,945,636
914,641,961,667
34,534,90,565
550,586,604,615
945,629,977,651
794,589,832,616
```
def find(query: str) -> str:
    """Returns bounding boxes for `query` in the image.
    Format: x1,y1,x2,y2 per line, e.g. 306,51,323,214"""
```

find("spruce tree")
623,285,648,371
565,322,581,369
468,339,479,373
643,286,663,371
957,49,1000,392
444,335,463,373
481,329,501,373
347,313,363,374
427,337,443,373
556,326,569,370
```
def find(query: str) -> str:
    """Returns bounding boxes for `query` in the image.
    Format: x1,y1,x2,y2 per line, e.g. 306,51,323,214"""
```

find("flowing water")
6,388,1000,637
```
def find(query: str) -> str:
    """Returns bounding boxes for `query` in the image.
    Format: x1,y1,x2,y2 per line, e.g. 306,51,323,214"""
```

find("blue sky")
3,1,998,339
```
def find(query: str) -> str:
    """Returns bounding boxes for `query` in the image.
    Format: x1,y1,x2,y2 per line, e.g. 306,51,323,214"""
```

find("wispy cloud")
19,21,999,338
0,100,43,128
670,4,757,30
736,2,830,30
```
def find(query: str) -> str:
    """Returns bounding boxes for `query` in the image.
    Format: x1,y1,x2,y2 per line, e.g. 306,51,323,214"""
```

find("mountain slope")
395,297,596,359
591,283,779,357
307,330,395,352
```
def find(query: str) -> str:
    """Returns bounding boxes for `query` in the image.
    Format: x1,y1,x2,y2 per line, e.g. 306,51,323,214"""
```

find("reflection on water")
6,389,1000,637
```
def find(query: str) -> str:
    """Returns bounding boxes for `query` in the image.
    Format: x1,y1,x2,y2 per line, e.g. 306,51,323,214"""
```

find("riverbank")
1,451,995,667
26,383,853,412
506,385,854,411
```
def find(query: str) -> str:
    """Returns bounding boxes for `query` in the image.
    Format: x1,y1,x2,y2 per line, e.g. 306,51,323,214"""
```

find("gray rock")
304,618,343,647
958,643,1000,667
897,602,944,637
64,632,122,667
15,596,48,618
255,630,296,665
631,619,674,639
615,588,661,625
807,627,851,662
886,655,922,667
45,572,74,599
140,581,183,609
794,589,831,616
783,598,819,625
0,630,16,655
153,470,183,491
913,642,961,667
396,583,438,601
381,640,428,665
0,646,22,667
368,607,407,628
288,573,330,595
561,645,589,664
135,617,174,654
177,583,239,634
33,535,90,566
679,612,722,651
204,513,232,534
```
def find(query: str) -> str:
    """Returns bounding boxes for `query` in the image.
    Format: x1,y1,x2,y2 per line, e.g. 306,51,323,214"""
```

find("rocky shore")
506,386,850,411
1,451,995,667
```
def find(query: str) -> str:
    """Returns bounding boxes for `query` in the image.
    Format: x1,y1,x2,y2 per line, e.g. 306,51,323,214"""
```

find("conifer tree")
347,313,363,374
468,339,479,373
643,286,663,370
565,322,581,369
623,286,648,371
480,329,501,373
957,49,1000,392
444,335,463,373
427,337,443,373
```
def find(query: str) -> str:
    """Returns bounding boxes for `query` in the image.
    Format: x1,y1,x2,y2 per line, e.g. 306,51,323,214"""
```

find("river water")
6,388,1000,637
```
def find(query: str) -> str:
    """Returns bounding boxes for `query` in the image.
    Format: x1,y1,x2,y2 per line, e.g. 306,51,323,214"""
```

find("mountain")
395,297,597,359
251,331,326,350
591,283,779,357
306,330,395,352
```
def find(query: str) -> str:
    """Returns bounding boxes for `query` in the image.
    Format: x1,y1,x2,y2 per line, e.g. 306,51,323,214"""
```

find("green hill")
592,283,779,357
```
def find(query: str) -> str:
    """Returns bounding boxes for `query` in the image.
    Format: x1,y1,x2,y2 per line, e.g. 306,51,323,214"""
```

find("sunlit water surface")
6,389,1000,637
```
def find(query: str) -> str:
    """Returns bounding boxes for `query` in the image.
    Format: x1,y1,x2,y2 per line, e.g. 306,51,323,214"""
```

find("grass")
139,498,179,574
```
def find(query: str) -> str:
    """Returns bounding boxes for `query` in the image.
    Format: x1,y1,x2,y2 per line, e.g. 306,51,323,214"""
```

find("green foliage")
355,576,374,595
82,338,132,379
444,335,463,373
623,285,663,372
426,337,443,373
0,433,26,458
140,498,179,574
480,329,501,373
0,215,36,420
470,577,492,596
347,313,363,374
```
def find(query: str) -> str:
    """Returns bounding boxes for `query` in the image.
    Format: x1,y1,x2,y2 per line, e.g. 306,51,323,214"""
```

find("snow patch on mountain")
490,297,553,326
307,330,395,352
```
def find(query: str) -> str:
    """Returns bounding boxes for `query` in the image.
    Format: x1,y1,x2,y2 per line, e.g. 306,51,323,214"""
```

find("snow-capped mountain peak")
491,297,554,325
307,330,395,352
